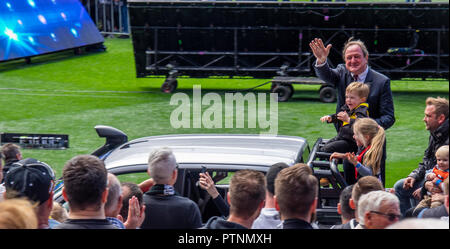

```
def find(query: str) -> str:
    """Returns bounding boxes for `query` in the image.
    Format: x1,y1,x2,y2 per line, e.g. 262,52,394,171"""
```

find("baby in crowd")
414,145,449,212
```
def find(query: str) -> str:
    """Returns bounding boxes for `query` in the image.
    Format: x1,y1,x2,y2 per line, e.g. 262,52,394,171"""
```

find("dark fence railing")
81,0,130,35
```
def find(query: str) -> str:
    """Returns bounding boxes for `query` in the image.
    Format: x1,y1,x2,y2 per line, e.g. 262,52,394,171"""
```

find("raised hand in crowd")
118,196,146,229
199,171,220,199
309,38,332,65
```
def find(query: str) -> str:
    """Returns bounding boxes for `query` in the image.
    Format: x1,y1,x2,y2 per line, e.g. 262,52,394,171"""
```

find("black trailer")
128,1,449,101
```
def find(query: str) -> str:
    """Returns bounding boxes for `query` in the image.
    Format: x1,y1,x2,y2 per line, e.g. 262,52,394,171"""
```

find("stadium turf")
0,37,448,187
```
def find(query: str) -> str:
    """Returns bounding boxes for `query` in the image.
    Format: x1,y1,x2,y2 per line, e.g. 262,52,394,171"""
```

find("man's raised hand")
309,38,332,65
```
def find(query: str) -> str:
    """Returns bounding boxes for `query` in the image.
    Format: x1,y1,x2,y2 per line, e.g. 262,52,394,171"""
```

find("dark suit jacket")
282,218,314,229
314,62,395,130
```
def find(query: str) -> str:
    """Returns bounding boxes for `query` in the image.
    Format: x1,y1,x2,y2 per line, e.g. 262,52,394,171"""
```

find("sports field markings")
0,87,162,98
0,87,159,94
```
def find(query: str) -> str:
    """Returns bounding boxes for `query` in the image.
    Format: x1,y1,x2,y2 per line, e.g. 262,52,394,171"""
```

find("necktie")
353,74,359,82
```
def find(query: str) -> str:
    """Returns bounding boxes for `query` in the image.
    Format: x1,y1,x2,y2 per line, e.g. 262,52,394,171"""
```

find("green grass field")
0,38,448,188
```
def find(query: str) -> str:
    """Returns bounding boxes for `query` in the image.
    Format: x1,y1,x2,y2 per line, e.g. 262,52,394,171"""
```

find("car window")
117,172,148,185
212,171,233,185
113,169,234,189
302,145,311,163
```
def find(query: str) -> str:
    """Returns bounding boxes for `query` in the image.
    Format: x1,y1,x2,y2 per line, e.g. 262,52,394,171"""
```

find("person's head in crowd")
4,158,55,229
345,82,369,111
50,202,68,223
61,155,108,217
227,169,266,228
251,163,288,229
147,147,178,185
350,176,384,222
424,97,448,132
141,147,201,229
386,218,449,229
337,184,355,224
0,198,38,229
265,163,289,202
342,37,369,76
105,173,123,218
0,143,22,182
352,118,386,177
274,163,318,224
1,143,22,165
435,145,449,172
120,182,143,221
357,190,400,229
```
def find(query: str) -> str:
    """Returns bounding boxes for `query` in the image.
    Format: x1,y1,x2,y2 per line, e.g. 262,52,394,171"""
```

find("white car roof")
103,134,308,170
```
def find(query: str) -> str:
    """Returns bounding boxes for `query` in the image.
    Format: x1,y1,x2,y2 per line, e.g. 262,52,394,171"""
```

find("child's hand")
330,152,346,161
345,152,358,166
432,177,442,186
336,111,350,123
320,115,332,123
424,181,435,192
431,193,445,203
426,173,436,181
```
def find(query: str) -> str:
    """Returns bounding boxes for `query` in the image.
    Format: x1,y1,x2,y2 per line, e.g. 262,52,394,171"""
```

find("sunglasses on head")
370,210,401,221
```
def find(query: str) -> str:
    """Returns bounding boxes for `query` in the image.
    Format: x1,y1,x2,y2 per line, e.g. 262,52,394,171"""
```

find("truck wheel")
161,79,178,93
319,86,336,103
272,84,293,102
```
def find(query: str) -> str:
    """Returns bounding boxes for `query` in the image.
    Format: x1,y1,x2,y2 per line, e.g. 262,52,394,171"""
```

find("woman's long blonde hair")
353,118,385,176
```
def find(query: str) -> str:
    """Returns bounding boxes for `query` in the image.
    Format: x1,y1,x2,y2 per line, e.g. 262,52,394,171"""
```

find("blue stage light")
4,28,18,41
50,33,57,41
38,14,47,25
70,28,78,38
28,0,36,8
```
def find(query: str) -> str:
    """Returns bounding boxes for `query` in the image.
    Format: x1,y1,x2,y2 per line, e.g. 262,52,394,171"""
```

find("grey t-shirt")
251,208,282,229
54,219,118,229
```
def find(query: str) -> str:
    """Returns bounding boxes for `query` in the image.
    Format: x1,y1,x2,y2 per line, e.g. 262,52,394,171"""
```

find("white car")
54,125,343,226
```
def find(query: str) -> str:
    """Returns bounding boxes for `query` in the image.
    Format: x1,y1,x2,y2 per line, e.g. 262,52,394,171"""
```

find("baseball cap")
266,162,289,195
4,158,55,204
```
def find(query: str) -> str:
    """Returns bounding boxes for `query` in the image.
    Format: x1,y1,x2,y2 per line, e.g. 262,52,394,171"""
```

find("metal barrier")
81,0,130,36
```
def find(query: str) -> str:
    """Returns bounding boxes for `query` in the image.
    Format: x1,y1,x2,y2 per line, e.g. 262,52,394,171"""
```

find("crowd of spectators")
0,37,448,230
0,141,447,229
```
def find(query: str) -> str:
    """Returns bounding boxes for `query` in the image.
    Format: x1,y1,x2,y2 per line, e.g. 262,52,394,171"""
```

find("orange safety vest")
432,166,449,181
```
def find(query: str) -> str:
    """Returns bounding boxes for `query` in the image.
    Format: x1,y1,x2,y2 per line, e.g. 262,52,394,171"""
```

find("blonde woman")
0,199,38,229
330,118,385,183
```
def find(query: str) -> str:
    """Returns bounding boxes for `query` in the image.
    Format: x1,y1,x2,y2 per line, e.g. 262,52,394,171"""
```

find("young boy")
414,145,449,212
320,82,370,153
